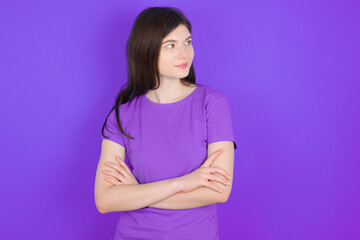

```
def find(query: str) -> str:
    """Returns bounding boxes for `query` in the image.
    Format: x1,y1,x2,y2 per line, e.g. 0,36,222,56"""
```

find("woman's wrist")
171,177,184,193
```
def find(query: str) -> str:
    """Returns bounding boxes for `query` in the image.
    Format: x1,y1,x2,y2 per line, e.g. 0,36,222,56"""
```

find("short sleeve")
100,109,126,149
205,94,237,150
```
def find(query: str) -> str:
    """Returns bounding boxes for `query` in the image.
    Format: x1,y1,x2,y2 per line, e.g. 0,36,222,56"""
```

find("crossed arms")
94,140,234,213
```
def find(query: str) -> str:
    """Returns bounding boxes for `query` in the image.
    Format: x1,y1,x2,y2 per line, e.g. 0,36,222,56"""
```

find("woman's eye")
165,40,192,49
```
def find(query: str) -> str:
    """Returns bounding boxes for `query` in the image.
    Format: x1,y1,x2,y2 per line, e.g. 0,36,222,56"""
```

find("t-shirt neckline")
142,84,200,108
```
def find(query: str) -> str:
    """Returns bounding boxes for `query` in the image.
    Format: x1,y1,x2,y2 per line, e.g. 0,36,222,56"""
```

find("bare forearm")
149,185,224,210
100,178,181,213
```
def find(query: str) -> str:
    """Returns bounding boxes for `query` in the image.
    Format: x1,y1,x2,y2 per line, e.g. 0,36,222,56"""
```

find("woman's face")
158,24,194,82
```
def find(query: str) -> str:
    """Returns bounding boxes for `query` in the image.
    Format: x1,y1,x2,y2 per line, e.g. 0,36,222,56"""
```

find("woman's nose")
178,45,188,58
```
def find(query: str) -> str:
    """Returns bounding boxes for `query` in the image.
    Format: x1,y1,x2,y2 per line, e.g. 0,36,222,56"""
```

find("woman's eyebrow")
162,35,192,44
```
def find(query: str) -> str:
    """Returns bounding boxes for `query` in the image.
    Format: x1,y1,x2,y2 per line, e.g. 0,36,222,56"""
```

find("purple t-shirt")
101,83,237,240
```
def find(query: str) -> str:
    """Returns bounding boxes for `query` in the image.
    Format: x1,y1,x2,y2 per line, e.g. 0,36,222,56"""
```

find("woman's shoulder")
109,95,140,120
195,83,227,102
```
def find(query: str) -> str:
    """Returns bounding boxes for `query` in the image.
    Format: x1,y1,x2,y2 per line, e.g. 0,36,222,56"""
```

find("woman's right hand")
176,149,231,193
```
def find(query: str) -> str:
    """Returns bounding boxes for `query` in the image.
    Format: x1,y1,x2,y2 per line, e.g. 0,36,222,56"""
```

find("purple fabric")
101,83,237,240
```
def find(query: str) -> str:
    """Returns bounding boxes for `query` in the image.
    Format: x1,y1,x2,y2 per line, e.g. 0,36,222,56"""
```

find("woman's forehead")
162,25,191,42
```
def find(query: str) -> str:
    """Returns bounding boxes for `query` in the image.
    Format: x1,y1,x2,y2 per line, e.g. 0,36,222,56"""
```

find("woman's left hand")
102,155,139,185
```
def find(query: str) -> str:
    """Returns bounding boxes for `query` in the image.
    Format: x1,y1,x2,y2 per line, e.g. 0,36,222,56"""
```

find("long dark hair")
101,7,196,142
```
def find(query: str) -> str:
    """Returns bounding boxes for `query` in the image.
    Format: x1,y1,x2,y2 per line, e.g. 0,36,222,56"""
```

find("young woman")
94,6,237,240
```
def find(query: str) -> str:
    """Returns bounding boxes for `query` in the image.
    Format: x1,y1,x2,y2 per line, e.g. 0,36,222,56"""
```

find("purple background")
1,0,359,239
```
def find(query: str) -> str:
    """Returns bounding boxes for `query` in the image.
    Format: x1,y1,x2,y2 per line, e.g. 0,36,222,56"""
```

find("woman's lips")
175,63,188,69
